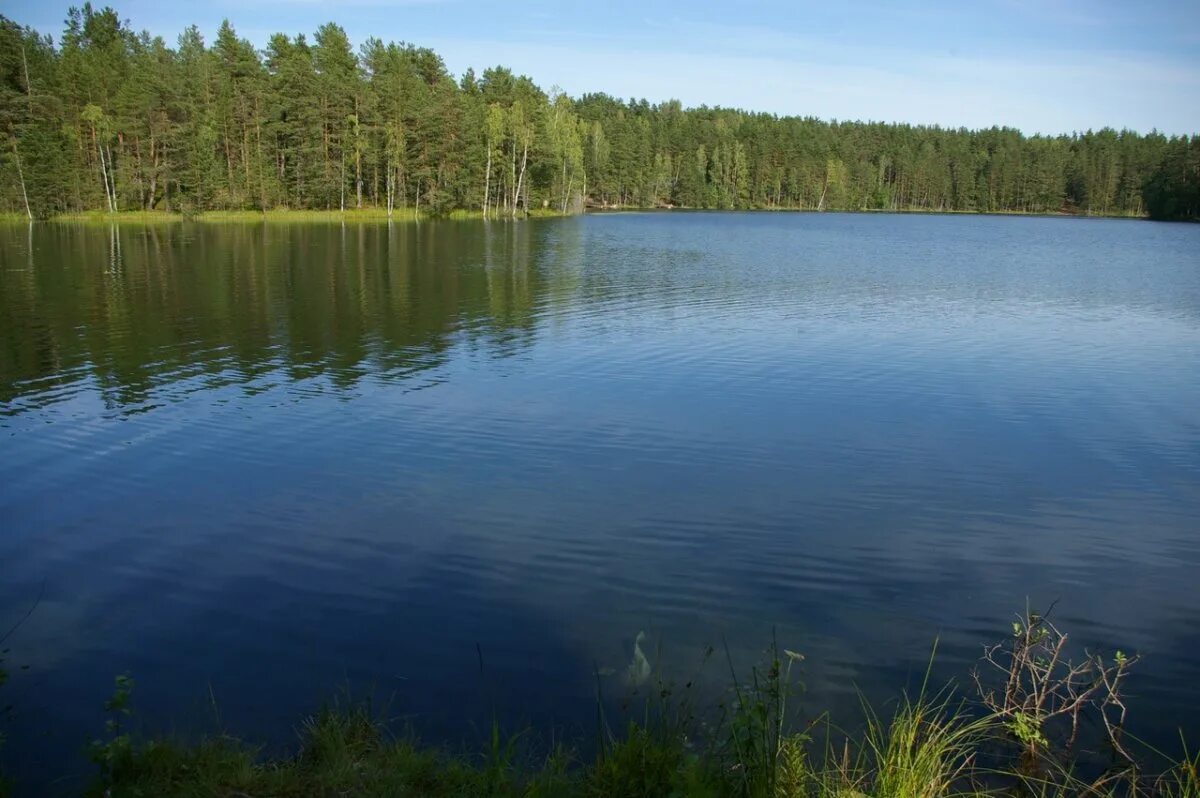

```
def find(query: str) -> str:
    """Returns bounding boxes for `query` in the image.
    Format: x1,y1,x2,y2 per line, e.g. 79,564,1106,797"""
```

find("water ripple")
2,214,1199,792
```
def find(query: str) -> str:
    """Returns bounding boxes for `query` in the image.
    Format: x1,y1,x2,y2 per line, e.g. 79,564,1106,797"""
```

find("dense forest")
1,5,1198,220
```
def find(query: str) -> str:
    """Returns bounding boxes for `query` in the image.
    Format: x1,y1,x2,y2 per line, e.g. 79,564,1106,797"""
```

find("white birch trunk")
12,139,32,221
513,137,529,218
106,144,117,212
95,130,113,213
483,140,491,218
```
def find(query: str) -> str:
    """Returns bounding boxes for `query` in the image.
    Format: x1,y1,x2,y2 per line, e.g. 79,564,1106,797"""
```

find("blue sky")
6,0,1199,135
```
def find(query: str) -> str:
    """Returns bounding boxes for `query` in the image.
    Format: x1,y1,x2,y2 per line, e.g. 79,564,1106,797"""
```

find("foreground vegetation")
1,7,1198,222
8,611,1183,797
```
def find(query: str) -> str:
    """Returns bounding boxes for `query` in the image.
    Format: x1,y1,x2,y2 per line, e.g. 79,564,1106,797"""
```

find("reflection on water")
1,214,1199,793
0,221,563,415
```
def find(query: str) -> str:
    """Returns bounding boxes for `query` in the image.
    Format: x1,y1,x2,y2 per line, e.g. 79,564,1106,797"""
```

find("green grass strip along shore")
5,610,1191,797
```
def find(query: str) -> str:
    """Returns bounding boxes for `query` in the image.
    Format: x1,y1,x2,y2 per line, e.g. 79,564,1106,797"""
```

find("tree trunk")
12,138,32,221
20,45,33,112
513,137,529,218
386,159,394,217
242,124,251,194
483,140,491,218
148,134,158,210
93,126,113,213
223,118,234,196
510,138,517,214
561,157,567,213
133,135,146,209
355,143,362,209
107,143,118,211
254,97,266,209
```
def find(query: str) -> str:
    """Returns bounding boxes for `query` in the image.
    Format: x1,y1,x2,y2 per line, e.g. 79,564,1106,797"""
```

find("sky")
4,0,1199,135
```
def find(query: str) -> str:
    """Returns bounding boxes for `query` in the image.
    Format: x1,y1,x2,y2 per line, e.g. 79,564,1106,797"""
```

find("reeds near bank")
68,609,1197,798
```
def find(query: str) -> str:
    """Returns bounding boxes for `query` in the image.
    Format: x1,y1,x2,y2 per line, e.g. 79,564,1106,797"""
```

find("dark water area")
1,213,1198,792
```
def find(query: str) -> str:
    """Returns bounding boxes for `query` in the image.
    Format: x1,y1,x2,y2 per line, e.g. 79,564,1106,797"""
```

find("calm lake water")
2,212,1199,790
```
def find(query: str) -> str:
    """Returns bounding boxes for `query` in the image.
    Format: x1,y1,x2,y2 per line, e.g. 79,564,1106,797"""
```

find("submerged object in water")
624,631,651,687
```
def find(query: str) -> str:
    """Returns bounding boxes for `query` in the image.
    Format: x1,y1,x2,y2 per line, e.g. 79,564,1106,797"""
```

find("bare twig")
972,604,1139,763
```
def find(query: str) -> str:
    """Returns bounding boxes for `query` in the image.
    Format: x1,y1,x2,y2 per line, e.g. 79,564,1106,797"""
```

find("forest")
1,5,1198,221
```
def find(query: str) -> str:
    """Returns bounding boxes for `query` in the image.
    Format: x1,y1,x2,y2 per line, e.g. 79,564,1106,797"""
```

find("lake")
1,212,1198,791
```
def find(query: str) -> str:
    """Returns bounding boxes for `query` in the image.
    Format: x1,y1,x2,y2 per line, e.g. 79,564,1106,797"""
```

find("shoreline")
0,205,1155,225
589,205,1151,220
5,614,1196,797
0,208,569,225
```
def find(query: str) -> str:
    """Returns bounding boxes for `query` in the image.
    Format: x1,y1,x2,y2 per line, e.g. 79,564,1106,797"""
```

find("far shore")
0,205,1154,225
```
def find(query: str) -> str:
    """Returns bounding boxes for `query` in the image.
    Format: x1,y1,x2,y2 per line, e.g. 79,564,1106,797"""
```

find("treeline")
1,5,1198,220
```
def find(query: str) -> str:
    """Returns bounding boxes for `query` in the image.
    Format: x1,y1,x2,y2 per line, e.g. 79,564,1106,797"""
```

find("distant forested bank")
1,6,1198,222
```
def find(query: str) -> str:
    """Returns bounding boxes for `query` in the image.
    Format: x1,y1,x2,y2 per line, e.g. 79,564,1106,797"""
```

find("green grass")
86,693,1195,798
631,205,1148,219
21,204,1146,224
50,208,405,223
74,629,1197,798
40,206,573,224
51,210,185,224
839,692,991,798
198,207,417,223
444,208,570,219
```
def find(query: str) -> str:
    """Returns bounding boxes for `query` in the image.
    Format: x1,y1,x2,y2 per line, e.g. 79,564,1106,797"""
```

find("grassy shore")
595,204,1147,219
38,207,572,224
2,204,1150,225
99,710,1193,798
57,611,1198,798
81,679,1198,798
